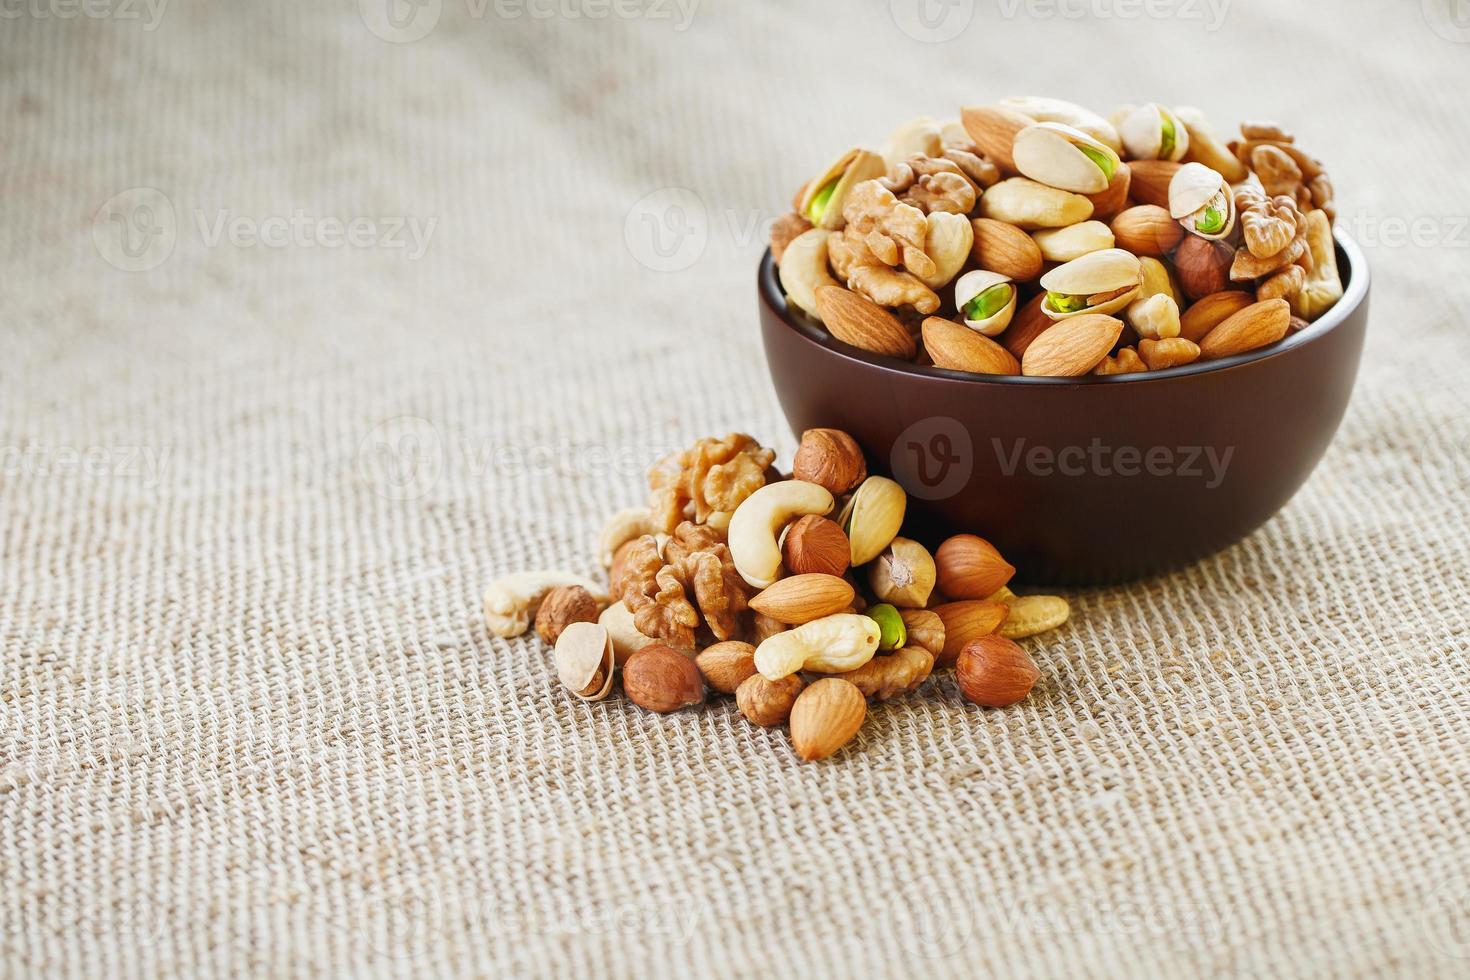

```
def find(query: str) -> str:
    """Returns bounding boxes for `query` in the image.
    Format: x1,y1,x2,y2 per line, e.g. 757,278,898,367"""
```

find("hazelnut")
934,534,1015,600
695,641,757,695
955,635,1039,708
608,539,639,597
781,515,851,578
735,673,804,727
535,585,600,645
792,428,867,496
623,644,704,713
1172,234,1233,301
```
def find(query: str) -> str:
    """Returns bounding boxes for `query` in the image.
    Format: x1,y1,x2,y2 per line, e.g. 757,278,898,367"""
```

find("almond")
932,599,1010,668
970,218,1043,281
955,635,1039,707
1109,204,1184,258
623,644,704,713
1138,336,1201,371
1172,235,1234,301
814,285,916,359
1126,159,1183,208
788,678,866,761
1198,298,1291,360
935,534,1015,599
1000,293,1054,359
1020,312,1124,377
959,104,1034,174
1179,289,1255,343
695,641,757,695
1083,161,1131,221
922,317,1021,375
781,515,850,578
749,573,856,625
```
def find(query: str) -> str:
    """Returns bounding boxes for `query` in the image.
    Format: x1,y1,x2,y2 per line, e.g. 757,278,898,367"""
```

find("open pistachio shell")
1038,248,1143,320
1001,96,1122,153
1012,122,1121,194
554,622,616,702
799,149,887,230
838,476,907,566
1031,220,1115,263
1119,103,1190,162
917,212,974,290
778,228,838,321
953,269,1017,337
1168,162,1236,240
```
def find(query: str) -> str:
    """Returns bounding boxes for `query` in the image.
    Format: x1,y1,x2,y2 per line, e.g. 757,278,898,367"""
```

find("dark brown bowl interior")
758,231,1370,586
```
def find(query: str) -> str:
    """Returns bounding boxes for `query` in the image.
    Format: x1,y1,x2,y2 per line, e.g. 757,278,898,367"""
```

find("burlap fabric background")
3,0,1468,976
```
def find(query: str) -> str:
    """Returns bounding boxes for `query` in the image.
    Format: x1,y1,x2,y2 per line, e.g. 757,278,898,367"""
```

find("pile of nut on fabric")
486,429,1070,761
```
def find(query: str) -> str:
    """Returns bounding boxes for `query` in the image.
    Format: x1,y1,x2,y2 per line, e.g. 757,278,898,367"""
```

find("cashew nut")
598,600,661,664
754,613,881,680
727,480,834,589
596,507,657,568
1290,209,1343,322
778,228,839,321
1126,256,1182,340
484,572,607,638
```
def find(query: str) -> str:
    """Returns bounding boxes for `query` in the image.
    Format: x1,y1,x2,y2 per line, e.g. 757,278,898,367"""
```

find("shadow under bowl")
757,231,1370,586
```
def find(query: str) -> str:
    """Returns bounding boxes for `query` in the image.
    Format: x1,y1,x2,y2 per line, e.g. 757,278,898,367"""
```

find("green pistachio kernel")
867,603,906,652
963,282,1013,322
1159,114,1177,159
806,179,839,223
1078,144,1116,182
1195,205,1225,234
1047,291,1089,314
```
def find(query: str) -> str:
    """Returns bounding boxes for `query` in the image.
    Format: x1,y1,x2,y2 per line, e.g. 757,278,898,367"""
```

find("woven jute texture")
3,1,1468,976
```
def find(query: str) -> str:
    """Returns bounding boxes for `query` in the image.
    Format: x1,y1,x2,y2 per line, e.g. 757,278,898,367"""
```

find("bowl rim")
759,228,1370,386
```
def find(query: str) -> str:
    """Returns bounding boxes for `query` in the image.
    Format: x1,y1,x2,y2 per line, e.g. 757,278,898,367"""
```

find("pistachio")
978,177,1094,230
1169,162,1235,240
866,603,907,652
553,621,616,702
1000,95,1123,153
799,148,887,230
953,269,1017,337
1119,103,1190,161
1038,248,1143,320
1031,220,1115,263
837,476,906,566
1012,122,1122,195
918,211,974,290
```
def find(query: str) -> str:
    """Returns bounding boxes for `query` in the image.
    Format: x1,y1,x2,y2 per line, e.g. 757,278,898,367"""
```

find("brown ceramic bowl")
758,231,1370,586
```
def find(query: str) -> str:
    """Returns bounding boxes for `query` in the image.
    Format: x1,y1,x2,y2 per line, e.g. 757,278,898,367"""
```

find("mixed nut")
485,429,1073,761
772,98,1343,377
